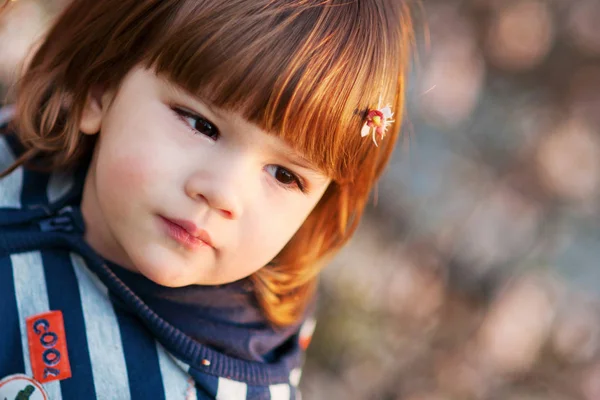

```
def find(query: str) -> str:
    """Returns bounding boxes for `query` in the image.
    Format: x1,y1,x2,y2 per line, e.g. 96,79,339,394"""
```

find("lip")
159,216,214,249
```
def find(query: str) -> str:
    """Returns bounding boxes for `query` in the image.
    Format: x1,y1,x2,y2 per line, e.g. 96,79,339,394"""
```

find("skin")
79,67,331,287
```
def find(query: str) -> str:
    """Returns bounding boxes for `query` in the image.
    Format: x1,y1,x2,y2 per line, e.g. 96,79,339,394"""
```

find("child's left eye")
266,165,306,192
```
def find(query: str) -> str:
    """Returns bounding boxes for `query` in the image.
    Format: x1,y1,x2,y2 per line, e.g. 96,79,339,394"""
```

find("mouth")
159,216,213,250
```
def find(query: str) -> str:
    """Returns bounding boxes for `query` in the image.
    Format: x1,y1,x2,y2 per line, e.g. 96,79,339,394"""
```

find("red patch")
26,311,72,383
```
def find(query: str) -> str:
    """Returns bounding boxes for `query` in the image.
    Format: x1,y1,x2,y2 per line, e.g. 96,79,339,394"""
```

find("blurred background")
2,0,600,398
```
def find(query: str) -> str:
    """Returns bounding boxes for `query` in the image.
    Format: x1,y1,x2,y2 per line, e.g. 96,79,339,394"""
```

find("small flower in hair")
361,99,394,147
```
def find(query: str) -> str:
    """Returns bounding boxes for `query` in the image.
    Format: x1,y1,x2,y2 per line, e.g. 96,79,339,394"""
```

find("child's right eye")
173,107,220,140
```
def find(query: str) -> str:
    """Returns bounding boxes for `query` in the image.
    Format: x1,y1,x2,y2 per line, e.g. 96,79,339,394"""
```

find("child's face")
79,67,331,287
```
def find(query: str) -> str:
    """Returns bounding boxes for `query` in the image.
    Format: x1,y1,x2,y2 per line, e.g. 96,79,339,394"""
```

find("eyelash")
265,165,307,193
171,106,307,193
172,107,220,140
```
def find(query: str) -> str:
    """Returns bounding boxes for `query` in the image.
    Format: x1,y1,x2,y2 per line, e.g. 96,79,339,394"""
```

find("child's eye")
173,107,219,140
266,165,306,192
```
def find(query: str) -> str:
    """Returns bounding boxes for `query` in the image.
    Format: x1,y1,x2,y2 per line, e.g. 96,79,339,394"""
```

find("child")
0,0,413,399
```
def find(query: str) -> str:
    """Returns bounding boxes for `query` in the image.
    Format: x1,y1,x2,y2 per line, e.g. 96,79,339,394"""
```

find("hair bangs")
146,0,408,182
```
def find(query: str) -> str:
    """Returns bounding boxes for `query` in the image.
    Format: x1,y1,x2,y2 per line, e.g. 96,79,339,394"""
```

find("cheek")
95,106,183,194
262,188,331,252
275,211,310,239
94,137,171,208
247,201,318,257
100,150,150,188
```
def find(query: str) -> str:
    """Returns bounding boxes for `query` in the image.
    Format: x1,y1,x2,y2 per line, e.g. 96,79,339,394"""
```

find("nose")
184,155,249,219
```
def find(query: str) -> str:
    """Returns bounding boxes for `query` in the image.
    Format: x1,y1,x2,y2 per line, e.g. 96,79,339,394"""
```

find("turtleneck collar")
106,260,301,363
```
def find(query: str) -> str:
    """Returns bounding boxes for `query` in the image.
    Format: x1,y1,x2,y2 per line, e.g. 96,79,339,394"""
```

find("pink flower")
361,104,394,146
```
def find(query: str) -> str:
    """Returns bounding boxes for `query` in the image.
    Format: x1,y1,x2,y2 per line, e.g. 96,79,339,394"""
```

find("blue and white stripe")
12,252,62,400
71,253,131,400
216,378,247,399
157,344,193,400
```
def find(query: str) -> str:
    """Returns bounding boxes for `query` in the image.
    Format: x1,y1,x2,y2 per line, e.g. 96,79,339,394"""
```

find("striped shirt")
0,113,312,399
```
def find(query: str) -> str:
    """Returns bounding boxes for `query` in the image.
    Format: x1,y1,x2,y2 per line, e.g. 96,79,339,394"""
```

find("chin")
128,245,203,287
146,270,197,288
133,257,197,287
